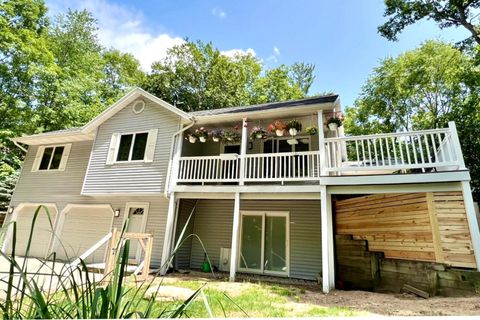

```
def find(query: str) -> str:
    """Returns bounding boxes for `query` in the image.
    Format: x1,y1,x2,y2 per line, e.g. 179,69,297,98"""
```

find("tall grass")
0,205,242,318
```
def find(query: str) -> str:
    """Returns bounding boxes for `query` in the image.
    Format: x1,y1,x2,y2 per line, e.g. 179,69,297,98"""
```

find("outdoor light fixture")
114,209,121,217
7,206,14,214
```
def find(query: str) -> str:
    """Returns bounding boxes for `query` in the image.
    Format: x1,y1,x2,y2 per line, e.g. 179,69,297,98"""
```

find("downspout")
164,116,196,198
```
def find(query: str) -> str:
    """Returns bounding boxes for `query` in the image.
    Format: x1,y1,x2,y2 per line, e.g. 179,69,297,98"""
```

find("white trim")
161,193,177,274
230,192,241,281
82,88,191,134
113,131,150,163
461,181,480,270
122,202,150,261
51,204,115,260
80,191,164,196
320,185,334,293
260,135,312,153
132,100,145,114
81,128,98,194
237,210,290,277
1,203,59,256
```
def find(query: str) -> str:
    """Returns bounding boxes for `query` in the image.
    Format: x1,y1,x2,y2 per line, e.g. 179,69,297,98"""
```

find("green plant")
0,204,245,319
194,127,209,139
305,126,318,135
250,126,267,140
267,120,286,133
327,116,342,126
223,127,240,143
286,119,302,131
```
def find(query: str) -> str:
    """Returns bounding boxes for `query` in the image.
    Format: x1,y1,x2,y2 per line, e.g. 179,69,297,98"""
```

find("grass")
130,277,368,317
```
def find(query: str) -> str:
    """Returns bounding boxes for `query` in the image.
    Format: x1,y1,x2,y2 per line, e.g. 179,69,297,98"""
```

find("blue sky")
47,0,468,107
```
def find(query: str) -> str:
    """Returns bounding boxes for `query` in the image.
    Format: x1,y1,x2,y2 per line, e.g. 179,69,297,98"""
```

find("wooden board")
335,192,477,269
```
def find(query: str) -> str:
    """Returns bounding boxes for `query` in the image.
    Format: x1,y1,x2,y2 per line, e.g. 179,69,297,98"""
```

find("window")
32,145,70,172
116,132,149,162
106,129,158,165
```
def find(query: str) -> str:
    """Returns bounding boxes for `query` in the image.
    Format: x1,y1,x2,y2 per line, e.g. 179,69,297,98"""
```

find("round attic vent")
133,100,145,114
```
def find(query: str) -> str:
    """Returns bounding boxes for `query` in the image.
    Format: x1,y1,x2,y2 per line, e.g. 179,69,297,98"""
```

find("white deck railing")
174,123,464,183
323,125,463,173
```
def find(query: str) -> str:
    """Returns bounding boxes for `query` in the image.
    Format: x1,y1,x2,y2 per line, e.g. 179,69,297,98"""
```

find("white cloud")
46,0,184,71
221,48,256,58
273,46,280,56
211,7,227,19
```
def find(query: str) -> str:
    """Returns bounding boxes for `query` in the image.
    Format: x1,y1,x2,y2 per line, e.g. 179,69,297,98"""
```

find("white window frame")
114,131,149,163
32,144,71,172
237,210,290,277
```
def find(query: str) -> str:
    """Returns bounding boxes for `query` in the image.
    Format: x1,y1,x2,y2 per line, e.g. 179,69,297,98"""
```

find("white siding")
82,99,180,194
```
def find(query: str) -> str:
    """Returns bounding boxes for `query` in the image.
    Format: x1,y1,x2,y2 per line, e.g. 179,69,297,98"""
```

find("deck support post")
461,181,480,270
239,118,248,185
320,185,335,292
230,192,241,281
317,111,327,176
161,192,177,275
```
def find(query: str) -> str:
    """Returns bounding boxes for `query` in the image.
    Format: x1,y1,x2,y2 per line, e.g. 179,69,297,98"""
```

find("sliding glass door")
239,211,289,276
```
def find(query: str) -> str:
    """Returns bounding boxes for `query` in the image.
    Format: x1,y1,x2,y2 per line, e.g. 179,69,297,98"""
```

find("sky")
46,0,469,107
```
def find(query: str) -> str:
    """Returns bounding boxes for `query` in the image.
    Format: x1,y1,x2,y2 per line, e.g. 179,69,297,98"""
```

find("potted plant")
287,119,302,136
306,126,318,136
195,127,209,143
327,116,342,131
250,126,267,140
223,127,240,143
268,120,287,137
210,128,223,142
186,132,198,143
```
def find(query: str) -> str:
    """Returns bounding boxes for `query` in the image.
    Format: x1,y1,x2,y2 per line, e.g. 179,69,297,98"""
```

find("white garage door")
9,204,57,258
55,205,113,263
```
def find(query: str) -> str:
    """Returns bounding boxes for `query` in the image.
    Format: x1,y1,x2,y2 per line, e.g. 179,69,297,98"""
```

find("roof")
189,94,339,117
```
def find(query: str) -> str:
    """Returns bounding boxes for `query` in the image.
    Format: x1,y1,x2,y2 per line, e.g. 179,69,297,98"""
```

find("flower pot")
213,137,220,142
189,136,197,143
256,133,263,139
289,128,298,136
328,123,338,131
276,129,284,137
199,136,207,143
227,137,233,141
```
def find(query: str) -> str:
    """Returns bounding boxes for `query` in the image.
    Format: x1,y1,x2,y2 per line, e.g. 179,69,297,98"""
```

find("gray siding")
187,199,321,280
174,199,196,268
8,139,171,265
82,99,180,194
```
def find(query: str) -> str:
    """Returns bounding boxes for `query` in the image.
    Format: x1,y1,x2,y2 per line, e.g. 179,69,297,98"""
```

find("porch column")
161,192,177,275
461,181,480,270
230,192,241,281
317,111,327,176
239,118,248,185
320,185,335,292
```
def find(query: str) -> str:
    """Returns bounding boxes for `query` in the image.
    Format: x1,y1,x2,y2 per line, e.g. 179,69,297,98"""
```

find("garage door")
55,205,113,263
9,204,57,258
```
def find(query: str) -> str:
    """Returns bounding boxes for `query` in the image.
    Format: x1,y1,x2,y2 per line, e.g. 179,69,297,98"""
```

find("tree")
143,40,310,111
379,0,480,47
345,41,480,200
290,62,316,95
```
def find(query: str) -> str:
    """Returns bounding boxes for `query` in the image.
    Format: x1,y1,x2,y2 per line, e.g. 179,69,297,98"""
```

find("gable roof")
190,94,339,117
12,87,192,145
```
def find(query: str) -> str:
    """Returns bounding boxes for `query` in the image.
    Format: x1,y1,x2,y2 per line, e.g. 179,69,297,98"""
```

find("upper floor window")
106,129,158,165
116,132,148,162
32,144,72,172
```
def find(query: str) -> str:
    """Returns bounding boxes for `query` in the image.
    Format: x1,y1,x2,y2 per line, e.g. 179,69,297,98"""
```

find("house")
2,87,480,294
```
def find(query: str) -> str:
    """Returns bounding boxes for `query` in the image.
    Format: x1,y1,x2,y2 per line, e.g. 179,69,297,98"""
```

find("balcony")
171,122,465,186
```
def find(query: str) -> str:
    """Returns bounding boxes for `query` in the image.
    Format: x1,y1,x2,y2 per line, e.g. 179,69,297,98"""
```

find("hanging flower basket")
268,120,287,137
250,126,267,140
306,126,318,136
223,126,240,143
210,128,223,142
326,117,342,131
186,133,198,143
287,119,302,136
195,127,209,143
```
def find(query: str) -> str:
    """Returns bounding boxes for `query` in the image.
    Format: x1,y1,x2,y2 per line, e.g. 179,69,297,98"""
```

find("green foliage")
379,0,480,47
345,41,480,200
143,40,312,112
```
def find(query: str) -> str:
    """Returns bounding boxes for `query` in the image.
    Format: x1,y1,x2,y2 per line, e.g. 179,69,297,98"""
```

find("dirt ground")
164,272,480,316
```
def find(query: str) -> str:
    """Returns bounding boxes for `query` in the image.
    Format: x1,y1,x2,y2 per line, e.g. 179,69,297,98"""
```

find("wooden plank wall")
335,192,476,269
